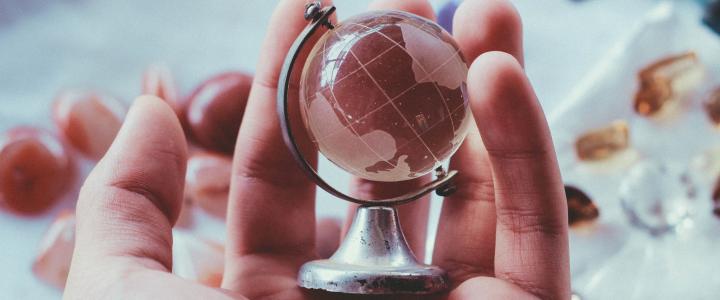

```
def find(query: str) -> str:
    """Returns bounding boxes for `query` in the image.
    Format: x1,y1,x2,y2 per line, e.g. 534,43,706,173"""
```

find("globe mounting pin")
304,1,334,29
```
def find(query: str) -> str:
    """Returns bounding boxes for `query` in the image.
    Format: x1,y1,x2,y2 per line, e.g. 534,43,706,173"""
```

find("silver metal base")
298,206,448,294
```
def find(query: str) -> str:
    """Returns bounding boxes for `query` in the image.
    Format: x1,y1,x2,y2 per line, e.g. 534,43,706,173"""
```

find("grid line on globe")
349,21,460,134
347,48,443,166
300,10,471,181
305,30,465,141
308,33,466,151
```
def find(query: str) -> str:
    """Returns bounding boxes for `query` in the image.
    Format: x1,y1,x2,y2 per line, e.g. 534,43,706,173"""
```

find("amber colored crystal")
565,185,599,227
634,52,703,116
32,211,75,289
172,232,224,287
52,90,126,160
704,87,720,127
185,153,231,219
575,120,629,161
185,72,252,154
0,127,74,215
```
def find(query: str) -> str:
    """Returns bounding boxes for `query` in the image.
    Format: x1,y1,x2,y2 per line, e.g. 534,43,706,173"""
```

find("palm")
64,0,569,299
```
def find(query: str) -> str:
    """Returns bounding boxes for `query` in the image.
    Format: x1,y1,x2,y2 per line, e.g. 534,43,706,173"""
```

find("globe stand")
298,205,447,294
277,2,457,295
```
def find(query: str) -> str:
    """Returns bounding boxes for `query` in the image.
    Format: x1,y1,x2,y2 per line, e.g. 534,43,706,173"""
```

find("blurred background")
1,0,719,299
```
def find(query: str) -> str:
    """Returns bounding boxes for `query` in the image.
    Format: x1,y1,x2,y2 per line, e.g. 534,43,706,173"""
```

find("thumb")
66,95,187,296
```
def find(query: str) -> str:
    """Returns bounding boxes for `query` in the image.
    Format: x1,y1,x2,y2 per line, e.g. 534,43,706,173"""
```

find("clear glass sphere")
299,10,471,182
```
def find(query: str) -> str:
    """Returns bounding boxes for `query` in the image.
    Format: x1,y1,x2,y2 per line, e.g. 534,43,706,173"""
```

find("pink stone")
172,232,224,287
142,64,180,111
32,211,76,290
52,90,126,160
185,152,232,219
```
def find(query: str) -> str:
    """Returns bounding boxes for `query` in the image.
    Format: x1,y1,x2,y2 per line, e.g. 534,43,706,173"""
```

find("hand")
63,0,570,299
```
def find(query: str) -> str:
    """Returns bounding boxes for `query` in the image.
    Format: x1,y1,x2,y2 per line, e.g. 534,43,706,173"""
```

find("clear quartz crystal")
574,120,629,161
619,161,696,235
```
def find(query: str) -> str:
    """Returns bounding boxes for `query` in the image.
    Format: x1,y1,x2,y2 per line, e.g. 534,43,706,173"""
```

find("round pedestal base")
298,259,448,294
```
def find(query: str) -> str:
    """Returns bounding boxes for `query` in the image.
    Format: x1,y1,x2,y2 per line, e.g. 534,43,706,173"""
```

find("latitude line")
391,102,467,152
324,29,398,169
305,43,399,103
328,84,398,168
304,21,462,107
347,48,441,166
348,22,458,136
311,46,463,143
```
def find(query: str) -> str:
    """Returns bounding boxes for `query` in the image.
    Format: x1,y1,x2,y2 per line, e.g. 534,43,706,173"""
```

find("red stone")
0,127,74,215
184,72,252,154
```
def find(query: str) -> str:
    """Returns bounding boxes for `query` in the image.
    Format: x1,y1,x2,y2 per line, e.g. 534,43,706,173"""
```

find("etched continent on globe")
300,10,471,182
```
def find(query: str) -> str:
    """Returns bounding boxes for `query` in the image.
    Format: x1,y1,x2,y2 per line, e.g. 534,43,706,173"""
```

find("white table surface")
0,0,685,298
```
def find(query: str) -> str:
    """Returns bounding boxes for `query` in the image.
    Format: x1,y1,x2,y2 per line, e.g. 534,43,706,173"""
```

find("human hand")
63,0,569,299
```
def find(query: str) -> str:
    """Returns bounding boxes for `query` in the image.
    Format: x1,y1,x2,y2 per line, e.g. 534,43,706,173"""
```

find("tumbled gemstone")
172,231,224,287
575,120,629,161
32,211,75,290
0,127,74,215
704,87,720,126
704,0,720,35
185,152,231,219
713,177,720,218
565,185,599,228
142,64,179,110
185,72,252,154
52,90,126,160
634,52,704,116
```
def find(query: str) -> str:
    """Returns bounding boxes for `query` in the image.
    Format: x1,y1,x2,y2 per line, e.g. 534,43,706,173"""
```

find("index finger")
222,0,333,292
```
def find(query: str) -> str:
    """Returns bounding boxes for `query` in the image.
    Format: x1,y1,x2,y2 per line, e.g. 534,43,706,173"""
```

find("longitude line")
313,47,463,143
324,30,397,168
347,49,441,165
327,86,397,168
392,102,467,151
349,22,458,135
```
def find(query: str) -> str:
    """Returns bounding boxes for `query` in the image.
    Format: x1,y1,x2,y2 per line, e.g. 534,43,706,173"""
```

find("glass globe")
299,10,471,182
